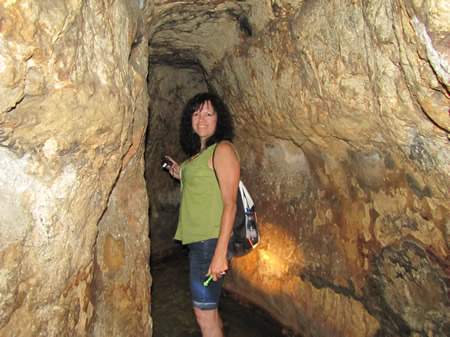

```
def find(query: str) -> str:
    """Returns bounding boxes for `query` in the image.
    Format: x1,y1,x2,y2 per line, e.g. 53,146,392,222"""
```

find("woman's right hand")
163,156,180,180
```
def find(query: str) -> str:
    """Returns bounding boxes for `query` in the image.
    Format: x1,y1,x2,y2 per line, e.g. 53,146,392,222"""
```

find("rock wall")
147,1,449,337
146,66,208,258
0,1,152,336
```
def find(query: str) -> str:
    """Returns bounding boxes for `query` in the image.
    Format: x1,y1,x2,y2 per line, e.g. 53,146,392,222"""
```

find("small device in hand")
203,272,226,287
161,156,172,169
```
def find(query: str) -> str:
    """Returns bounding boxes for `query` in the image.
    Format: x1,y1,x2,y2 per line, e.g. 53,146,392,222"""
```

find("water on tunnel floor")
151,246,297,337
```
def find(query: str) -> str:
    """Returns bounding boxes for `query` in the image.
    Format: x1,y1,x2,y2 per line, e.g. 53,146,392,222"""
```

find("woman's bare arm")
207,142,240,280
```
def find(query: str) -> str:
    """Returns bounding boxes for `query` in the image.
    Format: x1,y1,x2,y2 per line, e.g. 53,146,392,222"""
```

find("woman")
163,92,240,337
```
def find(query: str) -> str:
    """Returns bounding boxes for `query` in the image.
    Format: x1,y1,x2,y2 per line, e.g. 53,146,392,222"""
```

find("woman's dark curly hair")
180,92,234,156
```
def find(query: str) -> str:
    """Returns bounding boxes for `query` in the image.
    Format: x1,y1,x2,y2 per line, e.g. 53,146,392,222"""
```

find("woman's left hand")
207,253,229,282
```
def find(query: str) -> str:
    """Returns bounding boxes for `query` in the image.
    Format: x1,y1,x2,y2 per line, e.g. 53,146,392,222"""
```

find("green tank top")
174,143,223,244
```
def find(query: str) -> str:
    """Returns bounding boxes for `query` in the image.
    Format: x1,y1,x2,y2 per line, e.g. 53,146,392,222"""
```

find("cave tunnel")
0,1,448,337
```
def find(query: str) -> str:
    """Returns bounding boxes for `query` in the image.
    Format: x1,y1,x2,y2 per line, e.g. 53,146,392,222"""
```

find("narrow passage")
151,247,295,337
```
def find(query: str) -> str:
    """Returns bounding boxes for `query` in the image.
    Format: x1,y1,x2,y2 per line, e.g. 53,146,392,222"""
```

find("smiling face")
192,100,218,148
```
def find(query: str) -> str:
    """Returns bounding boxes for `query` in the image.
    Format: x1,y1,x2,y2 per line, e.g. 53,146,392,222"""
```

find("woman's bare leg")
193,307,224,337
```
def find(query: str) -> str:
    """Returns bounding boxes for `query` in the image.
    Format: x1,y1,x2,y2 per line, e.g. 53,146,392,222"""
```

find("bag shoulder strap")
212,144,254,210
212,143,220,187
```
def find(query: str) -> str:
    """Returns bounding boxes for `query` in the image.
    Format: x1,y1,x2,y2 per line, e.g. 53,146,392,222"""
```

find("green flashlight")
203,272,226,287
203,274,213,287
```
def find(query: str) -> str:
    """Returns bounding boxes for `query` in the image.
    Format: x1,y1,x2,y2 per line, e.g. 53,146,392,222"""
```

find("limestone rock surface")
0,1,152,336
147,1,449,337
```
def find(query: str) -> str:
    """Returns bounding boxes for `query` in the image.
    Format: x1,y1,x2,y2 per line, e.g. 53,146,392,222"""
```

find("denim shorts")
187,238,233,310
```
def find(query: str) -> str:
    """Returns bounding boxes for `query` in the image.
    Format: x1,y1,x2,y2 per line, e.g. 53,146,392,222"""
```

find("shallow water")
151,247,294,337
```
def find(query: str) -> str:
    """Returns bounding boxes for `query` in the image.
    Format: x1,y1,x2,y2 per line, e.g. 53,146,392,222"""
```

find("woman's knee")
193,307,220,329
